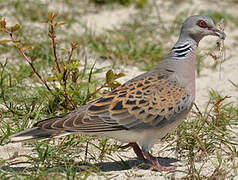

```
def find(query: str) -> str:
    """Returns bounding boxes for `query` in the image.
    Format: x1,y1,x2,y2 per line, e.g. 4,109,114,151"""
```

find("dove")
9,15,226,171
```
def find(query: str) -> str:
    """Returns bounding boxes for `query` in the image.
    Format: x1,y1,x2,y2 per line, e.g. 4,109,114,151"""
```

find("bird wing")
35,73,192,133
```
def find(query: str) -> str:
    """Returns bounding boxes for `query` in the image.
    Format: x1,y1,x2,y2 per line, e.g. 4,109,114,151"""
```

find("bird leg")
142,150,176,171
121,143,176,171
120,142,146,161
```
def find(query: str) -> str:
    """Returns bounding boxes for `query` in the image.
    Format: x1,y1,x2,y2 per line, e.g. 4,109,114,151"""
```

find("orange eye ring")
197,20,208,28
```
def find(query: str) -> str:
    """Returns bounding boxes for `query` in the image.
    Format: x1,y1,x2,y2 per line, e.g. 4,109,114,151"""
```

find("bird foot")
142,150,176,171
121,143,176,171
120,142,146,161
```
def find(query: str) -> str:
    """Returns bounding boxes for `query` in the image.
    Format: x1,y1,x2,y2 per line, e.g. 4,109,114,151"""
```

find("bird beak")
209,27,226,40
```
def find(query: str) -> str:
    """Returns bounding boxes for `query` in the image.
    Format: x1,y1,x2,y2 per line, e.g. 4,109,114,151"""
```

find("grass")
176,95,238,178
78,4,185,71
0,0,237,179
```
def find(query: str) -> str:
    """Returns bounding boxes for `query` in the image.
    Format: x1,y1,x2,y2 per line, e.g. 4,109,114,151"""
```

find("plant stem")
8,31,51,92
50,21,61,73
61,46,77,109
63,47,73,82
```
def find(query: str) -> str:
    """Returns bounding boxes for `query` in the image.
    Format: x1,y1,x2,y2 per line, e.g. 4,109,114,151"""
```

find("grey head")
179,15,226,44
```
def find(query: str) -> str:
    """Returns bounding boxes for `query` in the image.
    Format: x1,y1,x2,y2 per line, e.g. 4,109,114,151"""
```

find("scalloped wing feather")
35,73,191,133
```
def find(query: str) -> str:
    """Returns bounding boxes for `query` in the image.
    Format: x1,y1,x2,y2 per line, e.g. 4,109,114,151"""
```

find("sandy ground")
1,0,238,179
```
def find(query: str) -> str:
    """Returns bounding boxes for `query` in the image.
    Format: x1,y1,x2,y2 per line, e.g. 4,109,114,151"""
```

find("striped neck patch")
171,42,193,59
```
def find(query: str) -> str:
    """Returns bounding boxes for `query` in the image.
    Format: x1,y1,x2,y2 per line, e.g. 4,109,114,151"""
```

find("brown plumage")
35,72,190,133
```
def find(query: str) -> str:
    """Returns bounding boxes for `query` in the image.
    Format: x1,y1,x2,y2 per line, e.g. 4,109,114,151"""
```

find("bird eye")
197,20,208,28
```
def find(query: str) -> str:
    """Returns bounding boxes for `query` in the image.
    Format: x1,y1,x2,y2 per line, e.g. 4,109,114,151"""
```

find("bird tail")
9,127,71,142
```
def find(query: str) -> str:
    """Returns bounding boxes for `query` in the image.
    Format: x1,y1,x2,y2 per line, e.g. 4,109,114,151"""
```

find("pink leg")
142,150,177,171
120,142,146,161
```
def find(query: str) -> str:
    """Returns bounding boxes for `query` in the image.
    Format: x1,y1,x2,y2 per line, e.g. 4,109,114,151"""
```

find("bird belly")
96,130,149,143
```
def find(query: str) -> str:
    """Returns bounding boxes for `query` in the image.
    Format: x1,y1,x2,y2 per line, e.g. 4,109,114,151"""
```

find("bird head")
180,15,226,43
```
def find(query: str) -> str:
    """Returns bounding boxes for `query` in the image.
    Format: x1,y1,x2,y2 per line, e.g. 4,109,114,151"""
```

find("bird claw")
142,150,177,171
149,163,177,171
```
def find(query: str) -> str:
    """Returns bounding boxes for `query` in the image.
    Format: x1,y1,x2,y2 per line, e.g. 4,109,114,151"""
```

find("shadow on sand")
1,157,179,173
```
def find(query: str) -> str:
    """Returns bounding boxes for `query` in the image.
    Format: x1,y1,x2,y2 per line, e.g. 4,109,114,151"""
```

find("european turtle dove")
9,15,226,171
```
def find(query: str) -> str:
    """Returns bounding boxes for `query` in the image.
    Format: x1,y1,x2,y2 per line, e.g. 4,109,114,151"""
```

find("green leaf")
47,76,57,82
57,73,63,81
106,69,115,84
12,41,21,47
71,41,78,49
61,48,70,54
10,24,21,32
22,45,34,51
115,72,125,79
55,21,66,28
71,60,79,69
0,19,6,28
40,20,48,24
48,12,58,20
0,27,6,31
0,39,11,44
